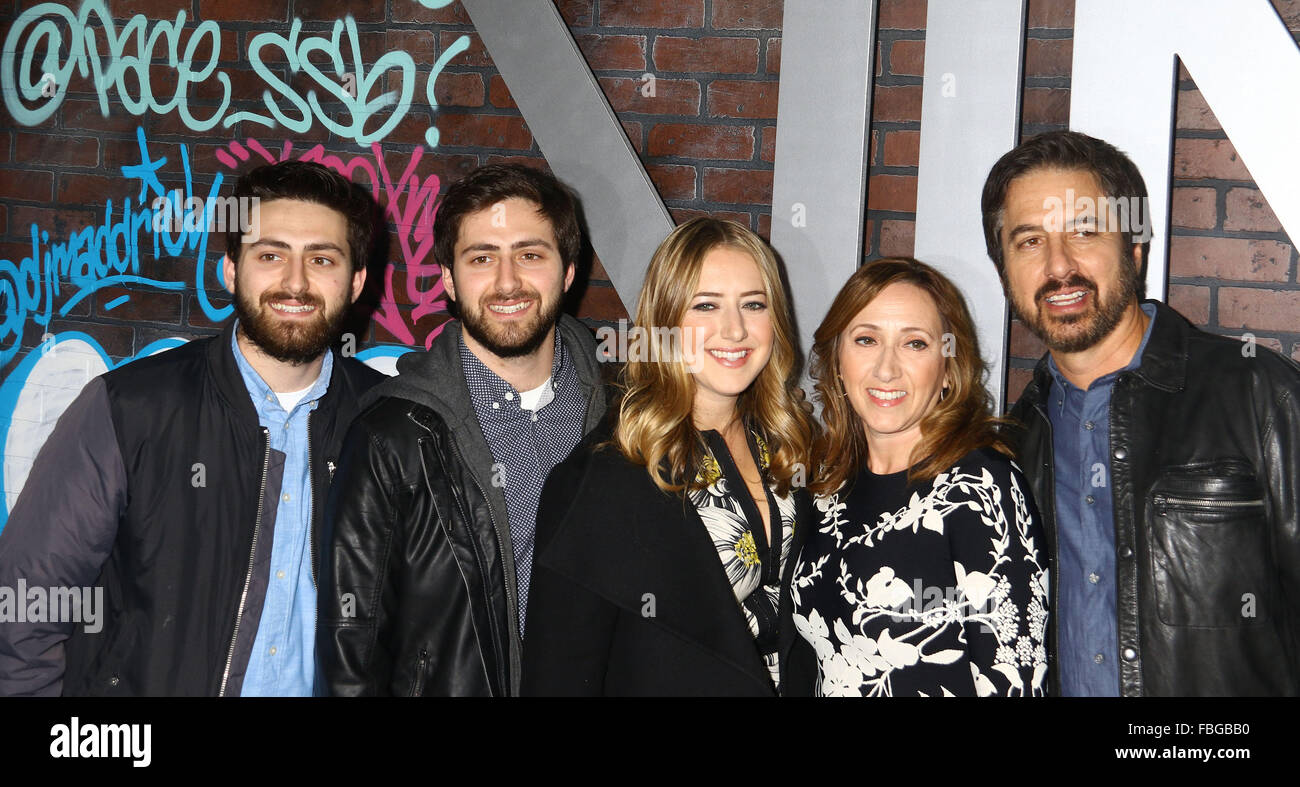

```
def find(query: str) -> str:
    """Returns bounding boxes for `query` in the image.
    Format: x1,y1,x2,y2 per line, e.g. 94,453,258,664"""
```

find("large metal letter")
462,0,673,310
1072,0,1300,301
914,0,1027,409
769,0,877,356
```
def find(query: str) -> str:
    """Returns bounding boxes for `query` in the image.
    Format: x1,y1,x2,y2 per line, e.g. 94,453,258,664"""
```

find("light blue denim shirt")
230,325,333,696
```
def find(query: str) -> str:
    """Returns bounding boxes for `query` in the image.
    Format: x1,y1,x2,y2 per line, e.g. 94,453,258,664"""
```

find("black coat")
521,427,817,696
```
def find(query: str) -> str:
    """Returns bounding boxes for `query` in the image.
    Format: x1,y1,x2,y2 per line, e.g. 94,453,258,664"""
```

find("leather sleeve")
0,377,124,696
1260,362,1300,672
519,451,618,696
315,411,406,697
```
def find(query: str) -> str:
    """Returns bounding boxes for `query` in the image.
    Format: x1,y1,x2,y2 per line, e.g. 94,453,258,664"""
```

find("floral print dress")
792,450,1049,696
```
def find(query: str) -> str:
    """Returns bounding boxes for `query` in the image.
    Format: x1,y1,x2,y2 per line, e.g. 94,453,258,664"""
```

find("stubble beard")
234,281,349,366
1010,247,1141,354
459,286,563,359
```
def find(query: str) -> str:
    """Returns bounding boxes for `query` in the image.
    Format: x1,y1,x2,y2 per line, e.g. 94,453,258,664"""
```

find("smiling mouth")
1043,289,1088,307
488,300,533,315
867,388,907,406
269,301,317,314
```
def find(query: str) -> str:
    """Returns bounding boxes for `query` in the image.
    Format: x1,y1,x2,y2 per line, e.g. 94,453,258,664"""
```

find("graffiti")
0,332,406,530
2,0,471,147
215,137,450,348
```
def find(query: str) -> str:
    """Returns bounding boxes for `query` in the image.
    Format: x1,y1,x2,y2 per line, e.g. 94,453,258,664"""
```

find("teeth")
868,389,906,400
271,302,314,313
1046,290,1086,305
709,349,748,361
489,302,530,314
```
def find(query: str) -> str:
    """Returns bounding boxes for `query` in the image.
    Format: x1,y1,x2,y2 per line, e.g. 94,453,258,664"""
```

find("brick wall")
1,0,1297,401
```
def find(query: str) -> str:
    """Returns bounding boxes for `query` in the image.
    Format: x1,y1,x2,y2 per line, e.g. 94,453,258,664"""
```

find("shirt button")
1084,421,1095,431
277,570,286,579
1088,572,1099,584
1122,647,1138,661
1119,546,1134,558
1113,447,1127,460
282,493,291,502
1085,494,1095,505
269,646,277,656
492,402,500,409
505,392,514,400
1094,653,1105,664
530,414,538,422
265,395,274,402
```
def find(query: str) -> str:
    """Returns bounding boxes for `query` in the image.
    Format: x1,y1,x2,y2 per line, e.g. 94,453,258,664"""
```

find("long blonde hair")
809,258,1012,495
614,218,814,496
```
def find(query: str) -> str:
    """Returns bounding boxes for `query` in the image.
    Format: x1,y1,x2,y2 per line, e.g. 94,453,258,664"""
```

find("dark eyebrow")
852,322,936,336
1006,223,1044,240
250,239,346,255
693,290,767,298
459,238,556,254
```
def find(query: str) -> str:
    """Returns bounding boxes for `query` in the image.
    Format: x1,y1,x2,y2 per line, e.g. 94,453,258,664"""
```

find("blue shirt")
1048,302,1156,697
461,334,589,637
231,326,333,696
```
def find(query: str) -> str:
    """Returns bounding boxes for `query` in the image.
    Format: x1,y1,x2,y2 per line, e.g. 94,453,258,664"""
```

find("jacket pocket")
1147,463,1273,627
408,648,429,697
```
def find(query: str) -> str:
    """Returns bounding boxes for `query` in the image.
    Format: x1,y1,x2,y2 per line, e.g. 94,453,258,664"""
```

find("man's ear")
562,260,575,293
1131,242,1145,279
349,266,367,303
440,264,457,302
221,255,237,297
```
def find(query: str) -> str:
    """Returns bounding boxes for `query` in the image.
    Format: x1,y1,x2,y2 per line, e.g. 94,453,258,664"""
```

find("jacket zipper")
219,427,272,697
1153,494,1264,513
410,648,429,697
1033,401,1061,695
444,435,513,695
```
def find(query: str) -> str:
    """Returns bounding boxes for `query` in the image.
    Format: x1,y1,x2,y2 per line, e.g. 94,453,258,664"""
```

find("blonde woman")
521,218,816,696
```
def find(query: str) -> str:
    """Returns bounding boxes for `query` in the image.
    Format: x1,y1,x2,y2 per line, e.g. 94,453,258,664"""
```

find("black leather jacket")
1009,300,1300,696
316,316,608,696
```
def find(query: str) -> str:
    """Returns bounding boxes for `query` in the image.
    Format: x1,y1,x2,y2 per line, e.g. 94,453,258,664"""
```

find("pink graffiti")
216,138,448,348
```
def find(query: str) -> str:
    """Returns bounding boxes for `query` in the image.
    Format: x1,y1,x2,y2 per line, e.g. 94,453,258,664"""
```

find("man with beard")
983,130,1300,696
317,164,610,696
0,161,384,695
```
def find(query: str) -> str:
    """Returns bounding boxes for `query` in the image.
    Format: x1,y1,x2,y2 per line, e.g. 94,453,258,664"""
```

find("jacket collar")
207,320,350,426
1025,299,1188,404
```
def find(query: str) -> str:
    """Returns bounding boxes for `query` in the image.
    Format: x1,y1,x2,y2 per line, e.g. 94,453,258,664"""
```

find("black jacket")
1010,299,1300,696
521,424,817,696
316,315,609,696
0,321,383,696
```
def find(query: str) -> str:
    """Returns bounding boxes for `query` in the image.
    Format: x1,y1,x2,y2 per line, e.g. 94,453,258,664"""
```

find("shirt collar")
230,321,333,413
1047,302,1157,394
460,329,568,403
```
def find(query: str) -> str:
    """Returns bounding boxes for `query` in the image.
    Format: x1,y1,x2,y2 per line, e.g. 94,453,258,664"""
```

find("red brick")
670,208,751,226
1027,0,1075,29
9,206,100,239
879,219,915,257
1173,138,1252,181
1176,88,1221,131
873,85,922,123
1218,288,1300,332
1006,368,1034,405
599,76,701,115
654,36,760,74
1025,37,1072,78
1168,284,1211,326
0,131,8,163
557,0,595,26
483,154,548,170
890,39,925,77
1022,87,1070,125
60,99,138,134
1275,0,1300,31
577,34,648,71
760,126,776,162
882,130,920,167
863,219,876,255
576,284,629,322
1009,320,1048,360
0,170,53,203
197,66,275,103
488,75,517,109
1224,188,1282,232
648,123,755,160
766,38,782,74
707,80,778,119
712,0,782,29
622,120,644,153
431,73,485,108
757,212,770,240
870,130,879,164
879,0,927,29
371,110,438,147
867,174,918,213
646,164,697,200
197,0,287,22
1171,187,1217,230
1170,236,1290,282
598,1,704,28
15,132,98,167
389,0,470,23
93,287,183,325
439,32,493,68
436,114,532,150
0,205,5,236
295,0,383,22
115,0,200,15
702,167,773,204
386,30,439,60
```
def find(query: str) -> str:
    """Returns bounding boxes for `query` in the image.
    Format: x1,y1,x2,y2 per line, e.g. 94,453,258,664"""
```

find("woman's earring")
940,386,950,402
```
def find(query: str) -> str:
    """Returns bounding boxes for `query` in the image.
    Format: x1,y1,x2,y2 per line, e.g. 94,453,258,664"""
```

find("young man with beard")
0,161,384,695
317,164,609,696
983,130,1300,696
